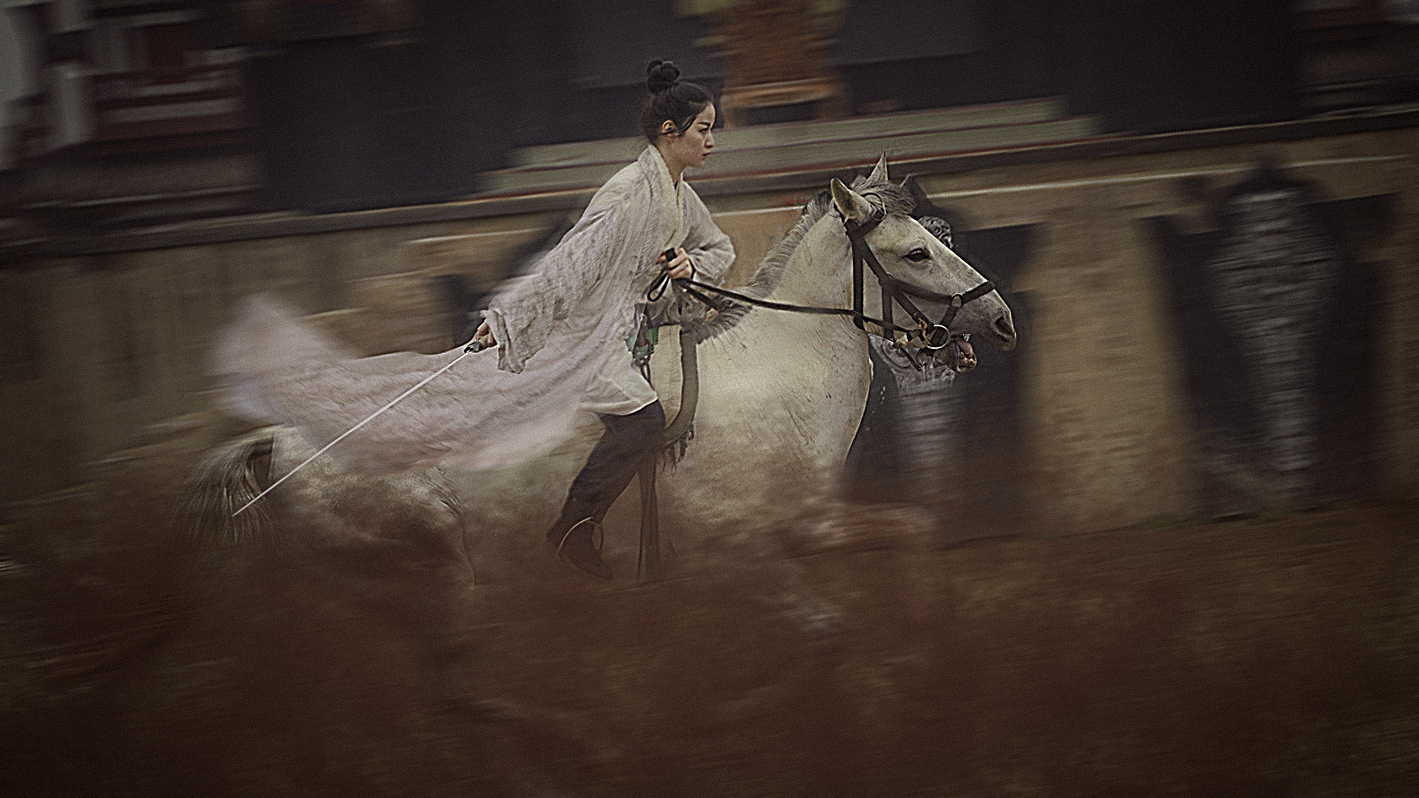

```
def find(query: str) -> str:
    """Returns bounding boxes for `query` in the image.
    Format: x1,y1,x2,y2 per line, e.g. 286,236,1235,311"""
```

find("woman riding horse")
214,60,731,582
471,60,733,578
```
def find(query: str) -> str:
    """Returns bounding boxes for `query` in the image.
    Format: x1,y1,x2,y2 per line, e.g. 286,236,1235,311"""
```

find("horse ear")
830,178,874,224
867,153,889,184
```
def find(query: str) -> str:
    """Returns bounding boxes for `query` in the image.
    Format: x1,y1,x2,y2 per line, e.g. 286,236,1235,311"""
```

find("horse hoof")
563,546,613,580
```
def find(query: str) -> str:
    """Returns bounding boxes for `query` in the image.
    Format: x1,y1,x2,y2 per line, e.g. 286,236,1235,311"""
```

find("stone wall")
2,122,1415,538
892,127,1419,534
0,213,551,503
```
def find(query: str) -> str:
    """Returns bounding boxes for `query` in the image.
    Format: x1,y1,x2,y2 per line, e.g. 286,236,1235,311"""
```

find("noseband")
844,206,995,351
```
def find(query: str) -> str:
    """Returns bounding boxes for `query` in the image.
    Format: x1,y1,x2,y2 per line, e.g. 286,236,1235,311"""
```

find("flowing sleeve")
682,185,734,286
482,201,624,374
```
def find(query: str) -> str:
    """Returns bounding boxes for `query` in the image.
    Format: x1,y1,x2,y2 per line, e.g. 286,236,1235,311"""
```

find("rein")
650,209,996,352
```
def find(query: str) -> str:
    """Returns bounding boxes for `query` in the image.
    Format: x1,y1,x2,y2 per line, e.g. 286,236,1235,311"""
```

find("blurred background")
1,2,1418,796
0,0,1382,212
1,0,1417,526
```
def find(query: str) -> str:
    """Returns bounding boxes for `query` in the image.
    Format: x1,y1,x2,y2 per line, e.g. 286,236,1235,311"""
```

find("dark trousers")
557,401,665,524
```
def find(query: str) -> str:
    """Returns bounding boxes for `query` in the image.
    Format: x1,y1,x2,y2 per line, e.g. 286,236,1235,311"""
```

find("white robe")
213,147,733,474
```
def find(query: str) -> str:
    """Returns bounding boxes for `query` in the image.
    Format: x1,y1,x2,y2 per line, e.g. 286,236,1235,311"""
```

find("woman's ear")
660,120,676,137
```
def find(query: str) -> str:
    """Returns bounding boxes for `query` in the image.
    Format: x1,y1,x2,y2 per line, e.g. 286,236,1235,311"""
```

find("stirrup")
554,517,603,557
553,517,612,580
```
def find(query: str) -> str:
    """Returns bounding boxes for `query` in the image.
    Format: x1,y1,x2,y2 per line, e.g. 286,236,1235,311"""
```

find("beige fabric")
212,147,732,474
484,146,733,414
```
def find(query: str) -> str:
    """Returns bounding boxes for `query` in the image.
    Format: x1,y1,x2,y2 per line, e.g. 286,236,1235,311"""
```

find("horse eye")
905,248,931,263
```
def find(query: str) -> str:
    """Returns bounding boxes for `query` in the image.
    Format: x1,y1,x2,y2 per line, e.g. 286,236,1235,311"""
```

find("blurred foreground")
1,433,1416,798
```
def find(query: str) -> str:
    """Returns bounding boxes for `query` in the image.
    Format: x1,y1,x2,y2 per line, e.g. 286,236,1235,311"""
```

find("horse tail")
175,431,279,556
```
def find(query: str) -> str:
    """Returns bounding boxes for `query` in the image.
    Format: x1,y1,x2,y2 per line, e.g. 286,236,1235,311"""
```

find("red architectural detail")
712,0,848,128
4,4,252,167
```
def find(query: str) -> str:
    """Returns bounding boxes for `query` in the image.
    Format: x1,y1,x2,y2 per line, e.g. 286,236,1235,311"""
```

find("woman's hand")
659,247,695,280
473,321,496,349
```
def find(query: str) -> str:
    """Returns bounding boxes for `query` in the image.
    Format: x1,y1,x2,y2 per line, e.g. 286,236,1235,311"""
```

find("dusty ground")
1,451,1416,797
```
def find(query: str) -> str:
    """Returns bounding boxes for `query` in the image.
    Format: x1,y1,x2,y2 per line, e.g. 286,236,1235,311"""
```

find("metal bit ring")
921,323,952,351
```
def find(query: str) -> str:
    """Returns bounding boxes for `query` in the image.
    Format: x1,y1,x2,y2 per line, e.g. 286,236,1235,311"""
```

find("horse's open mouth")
948,338,976,372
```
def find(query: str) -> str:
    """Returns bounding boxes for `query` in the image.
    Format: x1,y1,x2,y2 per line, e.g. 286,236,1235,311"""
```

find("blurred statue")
1203,160,1340,504
1148,156,1395,513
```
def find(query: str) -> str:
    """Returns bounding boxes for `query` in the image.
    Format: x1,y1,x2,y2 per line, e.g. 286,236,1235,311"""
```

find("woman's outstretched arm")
482,202,623,373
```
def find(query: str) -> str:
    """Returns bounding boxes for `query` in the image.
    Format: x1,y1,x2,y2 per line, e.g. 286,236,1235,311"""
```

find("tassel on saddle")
635,322,700,581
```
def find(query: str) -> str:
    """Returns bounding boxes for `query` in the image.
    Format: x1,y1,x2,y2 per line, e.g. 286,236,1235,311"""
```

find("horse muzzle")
985,311,1018,352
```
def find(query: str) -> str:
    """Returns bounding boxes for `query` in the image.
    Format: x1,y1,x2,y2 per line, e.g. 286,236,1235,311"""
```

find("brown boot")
547,516,612,580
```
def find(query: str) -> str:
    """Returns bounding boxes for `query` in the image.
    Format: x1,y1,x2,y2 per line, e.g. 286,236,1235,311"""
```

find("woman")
214,60,731,580
473,59,733,578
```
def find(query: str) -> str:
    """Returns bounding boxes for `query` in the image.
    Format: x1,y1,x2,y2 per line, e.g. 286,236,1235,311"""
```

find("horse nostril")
993,315,1015,338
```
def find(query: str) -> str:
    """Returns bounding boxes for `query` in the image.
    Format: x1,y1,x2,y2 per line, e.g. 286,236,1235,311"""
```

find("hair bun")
646,59,681,94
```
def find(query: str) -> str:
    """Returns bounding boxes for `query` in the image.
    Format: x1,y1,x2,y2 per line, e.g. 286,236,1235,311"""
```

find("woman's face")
659,104,716,176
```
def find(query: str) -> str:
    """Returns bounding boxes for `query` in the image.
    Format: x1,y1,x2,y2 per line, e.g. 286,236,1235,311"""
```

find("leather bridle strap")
844,210,995,350
671,277,917,337
890,275,998,328
877,271,997,307
844,210,884,332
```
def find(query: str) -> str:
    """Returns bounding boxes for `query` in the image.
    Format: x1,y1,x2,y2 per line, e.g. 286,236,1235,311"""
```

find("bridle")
843,206,996,352
655,204,997,356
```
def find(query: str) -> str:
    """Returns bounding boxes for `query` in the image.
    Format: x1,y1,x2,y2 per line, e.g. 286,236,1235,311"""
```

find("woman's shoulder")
584,165,633,203
587,155,656,207
679,179,714,217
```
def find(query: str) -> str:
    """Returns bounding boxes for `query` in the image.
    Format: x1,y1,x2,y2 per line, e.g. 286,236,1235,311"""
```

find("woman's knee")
636,400,666,430
606,401,665,450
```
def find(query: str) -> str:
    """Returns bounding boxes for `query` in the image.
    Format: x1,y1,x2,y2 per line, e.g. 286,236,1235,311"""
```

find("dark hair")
639,59,714,143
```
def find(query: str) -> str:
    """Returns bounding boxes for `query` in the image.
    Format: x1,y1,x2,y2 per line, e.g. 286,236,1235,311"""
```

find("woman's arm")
679,186,734,285
483,203,620,372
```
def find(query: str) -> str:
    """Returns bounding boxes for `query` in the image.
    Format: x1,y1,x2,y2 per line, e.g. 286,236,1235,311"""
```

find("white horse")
186,158,1016,586
439,157,1016,577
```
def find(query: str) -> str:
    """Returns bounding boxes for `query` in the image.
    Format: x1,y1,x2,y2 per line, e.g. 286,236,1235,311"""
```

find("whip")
232,340,488,517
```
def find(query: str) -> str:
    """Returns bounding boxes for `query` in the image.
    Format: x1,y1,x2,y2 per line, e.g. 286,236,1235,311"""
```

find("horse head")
828,156,1017,353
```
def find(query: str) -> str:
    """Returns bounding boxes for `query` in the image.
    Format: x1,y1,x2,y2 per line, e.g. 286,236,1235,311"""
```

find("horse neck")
708,212,869,368
766,214,856,309
764,215,910,332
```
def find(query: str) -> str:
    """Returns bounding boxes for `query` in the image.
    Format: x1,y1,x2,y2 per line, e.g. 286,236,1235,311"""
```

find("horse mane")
692,174,914,342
